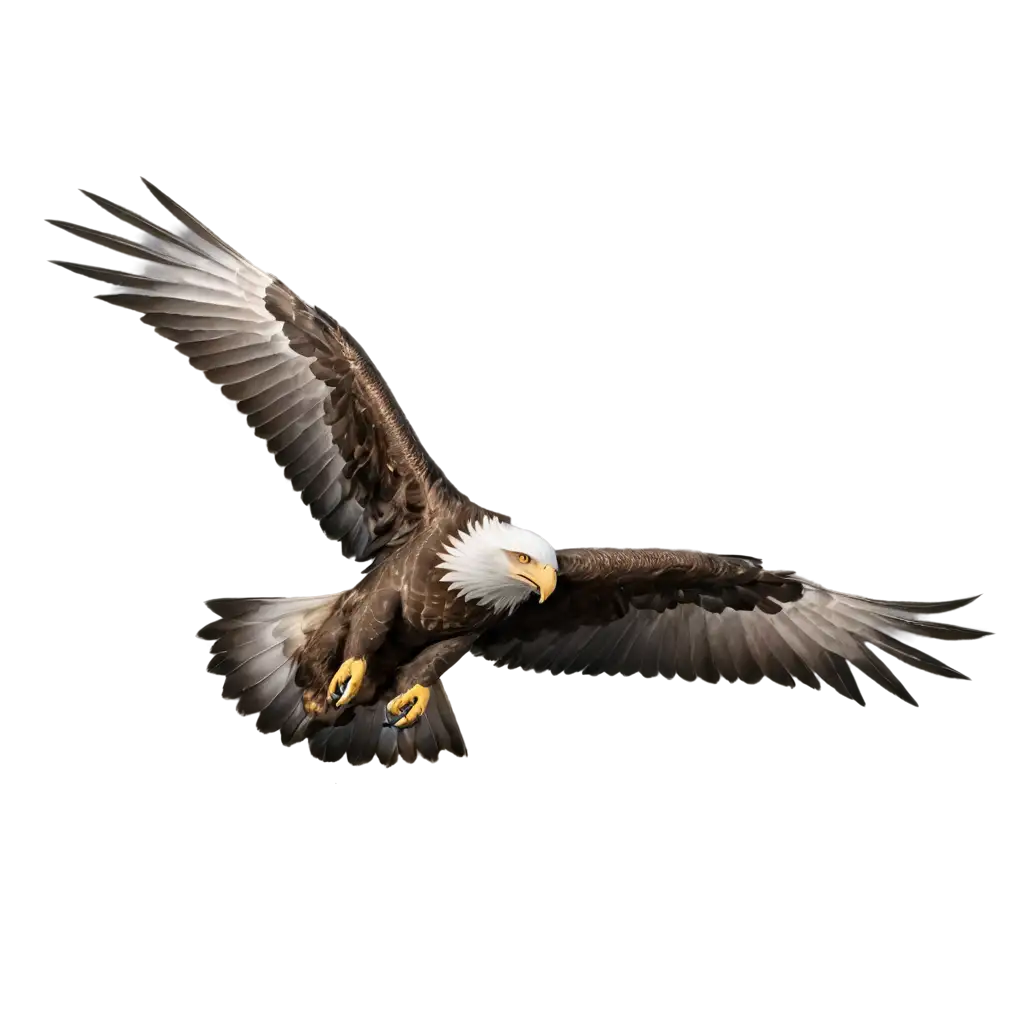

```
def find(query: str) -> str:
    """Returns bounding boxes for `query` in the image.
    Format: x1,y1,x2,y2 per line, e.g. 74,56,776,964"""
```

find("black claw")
386,703,419,729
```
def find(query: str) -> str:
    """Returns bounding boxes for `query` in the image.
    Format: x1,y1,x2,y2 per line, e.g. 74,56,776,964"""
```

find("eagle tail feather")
198,593,339,747
199,594,469,765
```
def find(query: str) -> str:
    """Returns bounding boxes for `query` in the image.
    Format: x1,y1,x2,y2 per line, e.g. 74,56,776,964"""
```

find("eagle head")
437,517,558,614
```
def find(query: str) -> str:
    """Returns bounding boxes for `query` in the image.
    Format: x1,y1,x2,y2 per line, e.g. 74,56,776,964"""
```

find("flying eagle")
50,182,988,765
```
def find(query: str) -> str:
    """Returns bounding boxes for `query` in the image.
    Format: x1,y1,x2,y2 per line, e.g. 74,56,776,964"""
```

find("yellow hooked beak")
512,560,558,603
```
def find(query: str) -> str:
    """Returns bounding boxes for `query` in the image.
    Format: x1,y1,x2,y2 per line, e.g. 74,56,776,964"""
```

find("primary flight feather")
49,181,988,765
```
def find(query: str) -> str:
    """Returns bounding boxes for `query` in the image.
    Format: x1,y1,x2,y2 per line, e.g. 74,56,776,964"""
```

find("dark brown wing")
50,181,464,561
473,548,988,705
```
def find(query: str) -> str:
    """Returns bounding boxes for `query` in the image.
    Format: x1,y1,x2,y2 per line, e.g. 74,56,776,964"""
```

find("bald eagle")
50,182,988,765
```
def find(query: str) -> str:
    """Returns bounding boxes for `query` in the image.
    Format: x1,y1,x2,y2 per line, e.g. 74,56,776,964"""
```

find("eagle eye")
518,553,530,564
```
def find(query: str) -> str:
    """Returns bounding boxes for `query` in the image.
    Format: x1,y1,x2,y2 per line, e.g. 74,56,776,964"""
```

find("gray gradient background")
2,6,1024,1015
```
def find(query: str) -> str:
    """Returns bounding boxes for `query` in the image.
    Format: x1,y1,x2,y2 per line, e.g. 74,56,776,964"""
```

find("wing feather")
474,548,987,706
51,182,466,561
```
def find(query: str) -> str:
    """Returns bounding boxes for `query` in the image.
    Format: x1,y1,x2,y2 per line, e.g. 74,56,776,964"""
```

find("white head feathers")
437,517,558,614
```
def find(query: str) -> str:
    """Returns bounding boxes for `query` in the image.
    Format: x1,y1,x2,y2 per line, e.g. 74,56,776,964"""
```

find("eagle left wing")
473,548,987,705
49,181,465,562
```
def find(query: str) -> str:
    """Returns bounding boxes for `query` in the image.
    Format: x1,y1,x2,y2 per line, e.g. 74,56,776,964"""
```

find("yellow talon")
386,683,430,729
328,657,367,707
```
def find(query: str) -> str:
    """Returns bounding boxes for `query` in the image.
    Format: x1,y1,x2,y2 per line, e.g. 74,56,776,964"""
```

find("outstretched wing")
474,548,987,705
50,181,464,561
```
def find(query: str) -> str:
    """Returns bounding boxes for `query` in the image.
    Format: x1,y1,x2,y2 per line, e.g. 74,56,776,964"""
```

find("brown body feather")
297,511,514,703
50,183,989,765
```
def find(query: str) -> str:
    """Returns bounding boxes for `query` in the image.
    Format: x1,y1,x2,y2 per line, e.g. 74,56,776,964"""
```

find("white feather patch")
437,517,558,614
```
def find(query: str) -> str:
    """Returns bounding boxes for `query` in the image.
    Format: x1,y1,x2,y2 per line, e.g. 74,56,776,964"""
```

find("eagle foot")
386,683,430,729
328,657,367,708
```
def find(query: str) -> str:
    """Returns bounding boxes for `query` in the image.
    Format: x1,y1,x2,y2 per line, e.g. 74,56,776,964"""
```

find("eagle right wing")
473,548,987,705
50,181,465,562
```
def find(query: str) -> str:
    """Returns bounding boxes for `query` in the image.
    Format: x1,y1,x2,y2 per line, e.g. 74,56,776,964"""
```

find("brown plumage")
50,182,989,765
474,550,985,705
